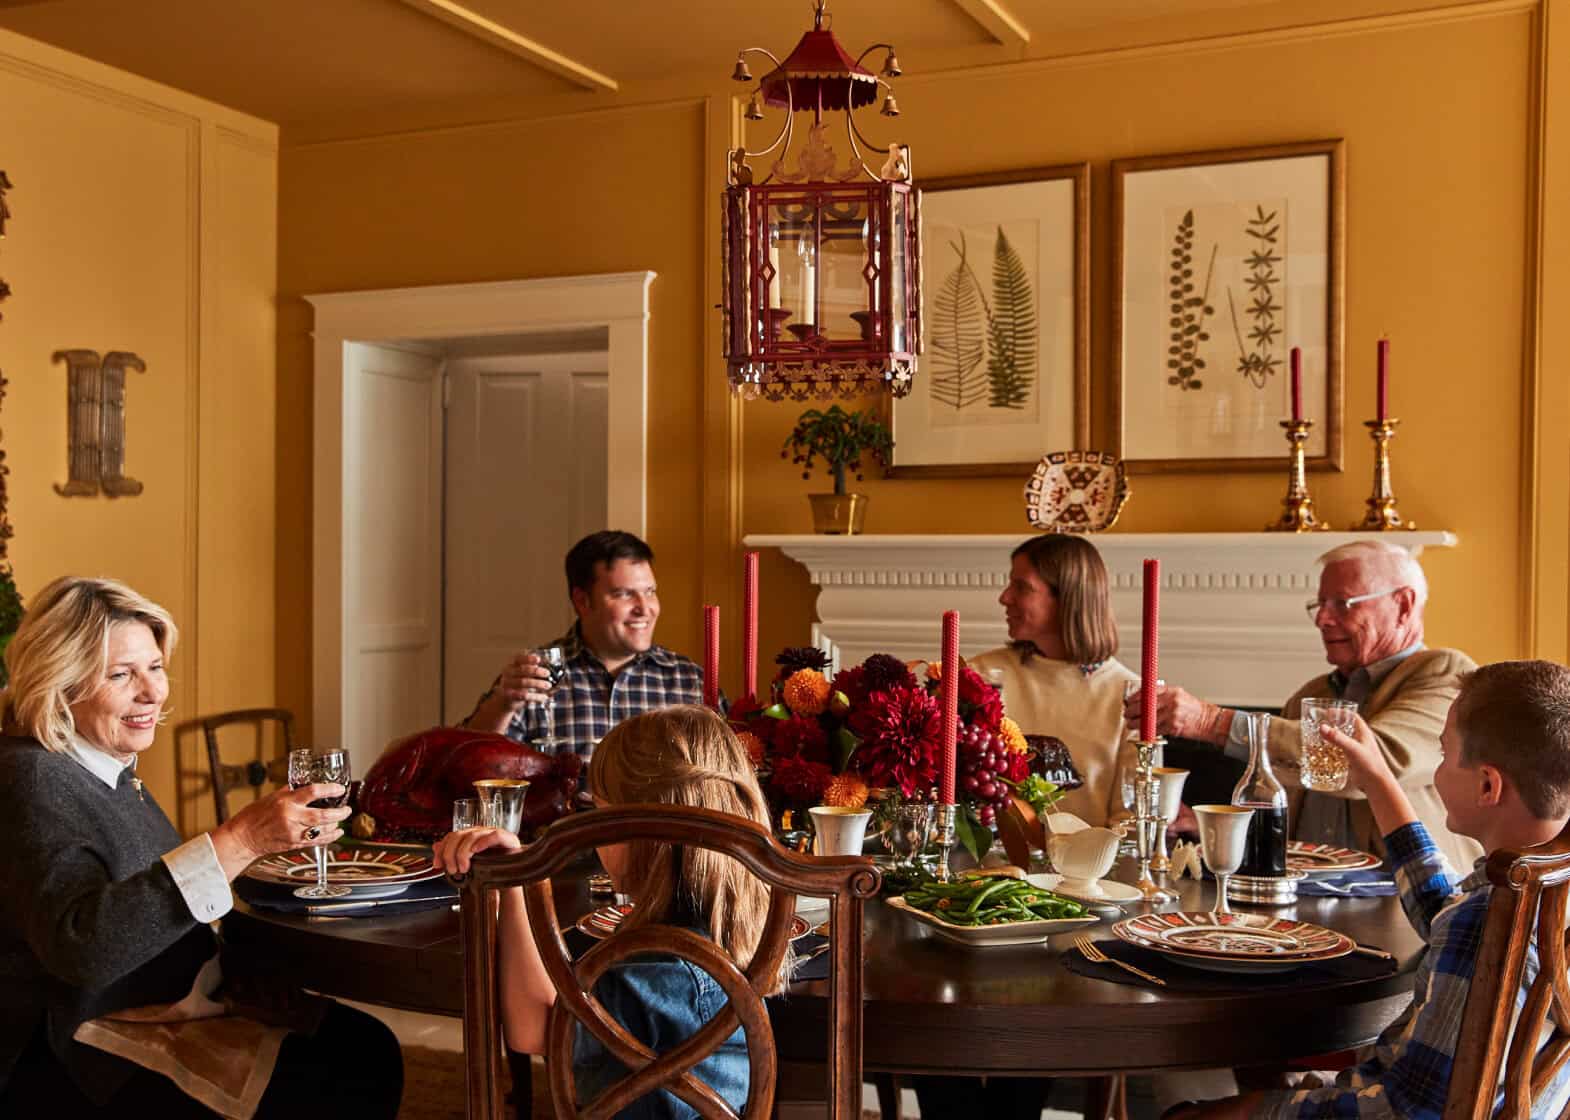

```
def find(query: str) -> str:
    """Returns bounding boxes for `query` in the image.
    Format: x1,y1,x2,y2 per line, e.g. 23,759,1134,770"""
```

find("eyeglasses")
1304,587,1401,621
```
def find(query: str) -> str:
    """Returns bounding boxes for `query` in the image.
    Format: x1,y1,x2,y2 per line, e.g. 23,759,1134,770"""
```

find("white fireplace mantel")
743,532,1457,707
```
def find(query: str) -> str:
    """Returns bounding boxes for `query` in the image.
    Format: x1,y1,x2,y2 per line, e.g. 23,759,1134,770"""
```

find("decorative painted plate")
1024,451,1130,534
1286,841,1383,876
575,905,812,943
1112,911,1354,973
886,895,1098,947
245,847,441,889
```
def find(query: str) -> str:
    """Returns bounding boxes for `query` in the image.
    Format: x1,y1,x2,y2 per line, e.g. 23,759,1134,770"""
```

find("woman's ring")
302,825,322,842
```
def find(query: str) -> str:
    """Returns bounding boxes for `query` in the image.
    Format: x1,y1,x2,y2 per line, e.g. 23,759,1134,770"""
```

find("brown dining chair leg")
872,1072,902,1119
1083,1074,1128,1120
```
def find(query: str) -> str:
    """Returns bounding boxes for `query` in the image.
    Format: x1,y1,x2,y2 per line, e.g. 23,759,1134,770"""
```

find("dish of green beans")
901,877,1089,927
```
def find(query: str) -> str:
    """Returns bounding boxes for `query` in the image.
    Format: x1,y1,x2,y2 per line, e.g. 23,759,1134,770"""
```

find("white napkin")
1170,840,1204,880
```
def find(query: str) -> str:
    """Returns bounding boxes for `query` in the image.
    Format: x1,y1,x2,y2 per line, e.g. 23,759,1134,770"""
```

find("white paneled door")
442,352,609,723
341,342,444,774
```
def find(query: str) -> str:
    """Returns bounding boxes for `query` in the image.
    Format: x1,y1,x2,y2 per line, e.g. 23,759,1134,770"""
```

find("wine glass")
1194,804,1255,917
288,748,353,900
532,646,568,749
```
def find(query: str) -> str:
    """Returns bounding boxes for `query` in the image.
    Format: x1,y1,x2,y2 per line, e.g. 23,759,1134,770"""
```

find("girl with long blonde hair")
435,704,780,1118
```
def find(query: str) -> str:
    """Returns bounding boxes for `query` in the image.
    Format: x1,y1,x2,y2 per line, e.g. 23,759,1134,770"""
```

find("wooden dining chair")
1445,819,1570,1119
199,707,297,823
455,804,880,1120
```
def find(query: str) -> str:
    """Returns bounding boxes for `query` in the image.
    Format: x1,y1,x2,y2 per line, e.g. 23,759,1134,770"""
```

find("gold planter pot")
807,492,867,535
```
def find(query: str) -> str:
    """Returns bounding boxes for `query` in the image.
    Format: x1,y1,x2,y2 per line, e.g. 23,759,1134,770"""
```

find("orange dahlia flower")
999,717,1029,756
782,669,831,716
736,730,767,768
822,772,870,810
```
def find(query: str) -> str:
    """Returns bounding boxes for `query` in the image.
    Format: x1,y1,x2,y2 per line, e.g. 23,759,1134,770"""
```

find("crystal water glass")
533,645,567,748
287,748,352,900
1301,698,1359,791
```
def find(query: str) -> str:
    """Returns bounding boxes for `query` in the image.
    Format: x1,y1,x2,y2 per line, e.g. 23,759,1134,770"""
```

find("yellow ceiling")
0,0,1470,130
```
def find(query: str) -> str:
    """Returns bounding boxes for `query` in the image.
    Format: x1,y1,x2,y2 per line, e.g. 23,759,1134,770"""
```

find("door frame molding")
307,271,655,748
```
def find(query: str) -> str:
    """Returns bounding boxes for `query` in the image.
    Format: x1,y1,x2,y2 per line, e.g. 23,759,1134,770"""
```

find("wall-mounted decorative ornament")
52,348,145,498
1023,450,1130,533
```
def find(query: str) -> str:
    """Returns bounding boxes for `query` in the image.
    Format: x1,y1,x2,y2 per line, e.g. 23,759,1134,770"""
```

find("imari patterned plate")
245,846,441,890
1024,451,1130,534
1286,841,1383,876
1112,911,1354,973
575,905,812,943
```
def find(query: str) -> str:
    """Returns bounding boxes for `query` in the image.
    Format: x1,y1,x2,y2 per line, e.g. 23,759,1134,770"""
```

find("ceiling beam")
950,0,1031,46
398,0,619,93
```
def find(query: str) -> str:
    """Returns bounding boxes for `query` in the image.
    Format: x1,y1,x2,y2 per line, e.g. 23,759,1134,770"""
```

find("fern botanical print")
1228,204,1284,388
929,232,988,410
928,227,1038,412
1166,210,1217,391
986,227,1037,409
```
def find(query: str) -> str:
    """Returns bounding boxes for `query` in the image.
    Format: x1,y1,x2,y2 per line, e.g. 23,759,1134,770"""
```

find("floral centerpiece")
731,647,1045,861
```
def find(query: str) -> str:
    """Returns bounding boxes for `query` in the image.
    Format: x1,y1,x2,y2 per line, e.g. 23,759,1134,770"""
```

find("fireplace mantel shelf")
743,531,1457,707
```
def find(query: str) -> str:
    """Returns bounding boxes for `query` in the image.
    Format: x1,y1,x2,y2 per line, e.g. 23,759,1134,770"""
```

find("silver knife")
304,895,459,913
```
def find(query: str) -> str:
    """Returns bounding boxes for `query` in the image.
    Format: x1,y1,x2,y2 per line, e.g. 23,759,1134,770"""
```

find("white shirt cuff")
161,833,233,923
1223,710,1259,763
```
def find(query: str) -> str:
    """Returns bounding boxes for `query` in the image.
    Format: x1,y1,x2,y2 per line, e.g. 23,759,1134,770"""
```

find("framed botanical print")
884,163,1090,478
1112,140,1344,473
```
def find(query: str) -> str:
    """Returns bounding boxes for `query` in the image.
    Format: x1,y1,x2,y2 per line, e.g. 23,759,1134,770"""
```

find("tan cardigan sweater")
968,648,1137,827
1266,647,1482,867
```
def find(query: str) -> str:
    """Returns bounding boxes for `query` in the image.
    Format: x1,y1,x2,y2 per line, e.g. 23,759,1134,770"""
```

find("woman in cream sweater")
970,534,1137,827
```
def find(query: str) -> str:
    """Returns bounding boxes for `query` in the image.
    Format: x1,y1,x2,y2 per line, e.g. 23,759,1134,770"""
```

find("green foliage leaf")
761,703,790,720
955,806,992,863
985,226,1037,410
929,232,988,411
835,727,860,771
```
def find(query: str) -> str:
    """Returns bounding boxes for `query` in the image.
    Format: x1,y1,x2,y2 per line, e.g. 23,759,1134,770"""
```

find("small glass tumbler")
1301,698,1359,791
479,783,528,834
452,798,480,831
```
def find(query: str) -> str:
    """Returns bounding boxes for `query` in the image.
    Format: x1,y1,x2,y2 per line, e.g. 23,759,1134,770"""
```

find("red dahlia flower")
849,686,940,798
770,754,833,803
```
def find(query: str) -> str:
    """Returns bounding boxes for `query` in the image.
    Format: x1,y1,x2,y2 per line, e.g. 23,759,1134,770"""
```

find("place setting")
237,844,455,915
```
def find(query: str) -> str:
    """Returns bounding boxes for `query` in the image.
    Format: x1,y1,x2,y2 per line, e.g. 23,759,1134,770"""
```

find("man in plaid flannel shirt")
463,530,705,758
1177,660,1570,1120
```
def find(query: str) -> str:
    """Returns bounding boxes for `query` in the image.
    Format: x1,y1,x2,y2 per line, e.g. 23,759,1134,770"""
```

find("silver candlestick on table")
1133,738,1175,902
933,803,958,883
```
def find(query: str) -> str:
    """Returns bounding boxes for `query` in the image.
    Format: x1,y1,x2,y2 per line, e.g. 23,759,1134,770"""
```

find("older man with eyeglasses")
1125,539,1481,865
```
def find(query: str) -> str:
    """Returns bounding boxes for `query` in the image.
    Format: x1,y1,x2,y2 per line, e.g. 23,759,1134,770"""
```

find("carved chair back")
1446,820,1570,1119
199,707,296,823
456,804,879,1120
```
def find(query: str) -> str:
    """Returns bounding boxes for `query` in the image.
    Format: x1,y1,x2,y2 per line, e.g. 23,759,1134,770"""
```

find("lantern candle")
939,610,960,805
703,605,720,710
1140,560,1160,744
1377,339,1390,422
743,551,759,703
1290,347,1303,423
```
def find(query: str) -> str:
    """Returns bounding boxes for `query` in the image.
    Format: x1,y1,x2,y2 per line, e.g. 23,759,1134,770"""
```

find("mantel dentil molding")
744,531,1457,708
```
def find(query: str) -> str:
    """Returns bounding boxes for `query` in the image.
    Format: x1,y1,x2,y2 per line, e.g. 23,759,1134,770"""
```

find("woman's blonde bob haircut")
2,575,177,753
586,704,787,993
1009,534,1118,665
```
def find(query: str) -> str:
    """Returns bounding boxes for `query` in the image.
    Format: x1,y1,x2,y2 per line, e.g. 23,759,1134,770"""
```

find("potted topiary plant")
781,405,894,535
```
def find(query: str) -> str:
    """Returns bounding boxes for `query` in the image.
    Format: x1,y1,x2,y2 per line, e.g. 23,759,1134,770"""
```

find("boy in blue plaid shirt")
1179,659,1570,1120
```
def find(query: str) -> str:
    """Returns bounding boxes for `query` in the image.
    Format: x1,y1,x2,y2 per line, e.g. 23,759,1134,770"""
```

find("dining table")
223,852,1423,1081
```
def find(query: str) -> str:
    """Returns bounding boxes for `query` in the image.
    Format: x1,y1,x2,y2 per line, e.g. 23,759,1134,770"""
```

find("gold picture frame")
1111,139,1345,474
883,162,1091,478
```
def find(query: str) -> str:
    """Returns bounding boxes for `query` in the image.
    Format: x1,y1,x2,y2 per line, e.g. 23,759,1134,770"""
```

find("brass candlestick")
1266,419,1331,532
1352,419,1416,530
1133,738,1174,903
933,803,959,883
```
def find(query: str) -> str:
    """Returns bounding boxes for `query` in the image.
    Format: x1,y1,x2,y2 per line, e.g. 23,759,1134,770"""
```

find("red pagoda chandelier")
722,1,921,401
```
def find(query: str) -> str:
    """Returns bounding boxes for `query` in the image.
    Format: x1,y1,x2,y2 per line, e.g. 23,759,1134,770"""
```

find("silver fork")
1074,935,1166,987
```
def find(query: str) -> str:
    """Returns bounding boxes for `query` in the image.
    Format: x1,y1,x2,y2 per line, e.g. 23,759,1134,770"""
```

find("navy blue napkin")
1297,869,1398,898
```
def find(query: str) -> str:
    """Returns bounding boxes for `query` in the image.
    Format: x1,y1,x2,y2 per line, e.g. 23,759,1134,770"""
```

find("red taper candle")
1376,339,1390,422
939,610,960,805
1290,347,1303,423
703,605,720,710
743,551,759,703
1140,560,1160,743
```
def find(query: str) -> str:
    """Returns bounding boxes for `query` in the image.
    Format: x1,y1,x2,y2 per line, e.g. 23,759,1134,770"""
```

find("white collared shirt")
66,735,232,923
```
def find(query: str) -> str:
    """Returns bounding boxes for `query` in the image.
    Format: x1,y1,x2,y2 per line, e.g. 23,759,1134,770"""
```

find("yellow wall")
733,3,1556,686
278,1,1566,722
0,29,278,831
275,102,710,730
